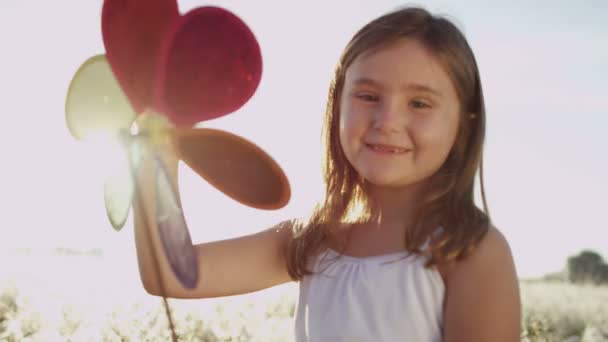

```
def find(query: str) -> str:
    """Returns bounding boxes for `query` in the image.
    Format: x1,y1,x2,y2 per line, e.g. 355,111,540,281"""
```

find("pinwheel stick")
130,153,181,342
135,201,179,342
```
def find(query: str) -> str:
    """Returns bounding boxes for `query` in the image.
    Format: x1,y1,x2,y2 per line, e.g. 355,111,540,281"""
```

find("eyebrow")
352,77,443,97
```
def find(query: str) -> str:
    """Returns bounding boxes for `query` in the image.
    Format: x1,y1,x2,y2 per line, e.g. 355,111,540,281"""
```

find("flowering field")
1,252,608,341
520,280,608,341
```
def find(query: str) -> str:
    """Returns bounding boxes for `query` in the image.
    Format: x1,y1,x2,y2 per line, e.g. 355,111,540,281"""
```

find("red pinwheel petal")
157,7,263,126
102,0,179,114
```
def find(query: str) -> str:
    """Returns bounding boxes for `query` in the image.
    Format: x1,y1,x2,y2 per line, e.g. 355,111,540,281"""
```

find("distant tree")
567,250,608,285
592,263,608,285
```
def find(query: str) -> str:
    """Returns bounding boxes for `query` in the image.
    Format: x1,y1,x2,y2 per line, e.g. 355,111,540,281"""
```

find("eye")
355,93,380,102
411,99,431,109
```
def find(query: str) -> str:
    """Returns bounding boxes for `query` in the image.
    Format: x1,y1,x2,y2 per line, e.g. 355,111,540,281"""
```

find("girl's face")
339,38,461,189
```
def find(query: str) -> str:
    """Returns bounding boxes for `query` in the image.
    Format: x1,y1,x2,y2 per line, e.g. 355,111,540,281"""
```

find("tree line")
567,250,608,285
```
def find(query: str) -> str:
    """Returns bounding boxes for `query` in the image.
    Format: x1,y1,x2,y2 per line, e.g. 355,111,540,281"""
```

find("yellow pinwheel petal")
103,148,134,231
66,55,136,141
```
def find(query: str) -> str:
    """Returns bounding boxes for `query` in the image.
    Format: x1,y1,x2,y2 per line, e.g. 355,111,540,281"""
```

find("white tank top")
294,247,445,341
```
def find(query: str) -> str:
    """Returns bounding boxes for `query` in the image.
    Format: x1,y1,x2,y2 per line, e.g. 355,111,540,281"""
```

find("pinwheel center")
132,111,174,148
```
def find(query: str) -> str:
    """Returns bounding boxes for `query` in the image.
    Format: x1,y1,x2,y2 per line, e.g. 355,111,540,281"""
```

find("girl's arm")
442,226,522,342
133,153,295,300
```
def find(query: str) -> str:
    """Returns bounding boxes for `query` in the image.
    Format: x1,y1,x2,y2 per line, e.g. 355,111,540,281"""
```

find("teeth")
369,144,406,153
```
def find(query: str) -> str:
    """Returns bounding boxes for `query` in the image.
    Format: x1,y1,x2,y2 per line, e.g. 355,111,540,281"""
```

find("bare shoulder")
461,226,514,271
442,226,522,342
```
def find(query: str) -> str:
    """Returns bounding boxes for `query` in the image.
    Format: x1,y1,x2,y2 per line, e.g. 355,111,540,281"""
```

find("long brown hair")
286,6,490,280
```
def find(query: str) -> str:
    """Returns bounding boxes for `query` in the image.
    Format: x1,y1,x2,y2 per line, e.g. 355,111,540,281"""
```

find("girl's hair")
286,6,490,280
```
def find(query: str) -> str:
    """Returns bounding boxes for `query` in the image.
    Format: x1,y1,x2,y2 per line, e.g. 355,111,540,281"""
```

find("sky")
0,0,606,279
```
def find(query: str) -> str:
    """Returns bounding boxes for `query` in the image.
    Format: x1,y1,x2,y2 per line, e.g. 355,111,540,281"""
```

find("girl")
134,6,521,341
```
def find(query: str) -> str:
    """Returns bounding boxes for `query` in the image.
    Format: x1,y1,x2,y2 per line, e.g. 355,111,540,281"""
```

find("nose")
372,99,405,133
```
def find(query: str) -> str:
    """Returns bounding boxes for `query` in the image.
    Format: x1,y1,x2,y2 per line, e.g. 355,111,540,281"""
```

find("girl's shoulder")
438,226,521,339
441,225,513,276
436,225,519,307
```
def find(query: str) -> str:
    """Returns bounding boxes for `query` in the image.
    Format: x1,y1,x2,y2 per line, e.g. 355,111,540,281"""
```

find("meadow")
1,251,607,341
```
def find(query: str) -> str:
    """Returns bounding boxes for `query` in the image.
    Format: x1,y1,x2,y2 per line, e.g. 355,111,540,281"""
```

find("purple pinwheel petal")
154,153,199,289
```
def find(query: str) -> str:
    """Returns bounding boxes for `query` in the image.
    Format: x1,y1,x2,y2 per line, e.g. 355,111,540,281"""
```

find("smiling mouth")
365,143,410,154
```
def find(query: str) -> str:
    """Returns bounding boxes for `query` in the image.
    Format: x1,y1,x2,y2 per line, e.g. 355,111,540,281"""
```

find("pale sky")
0,0,606,279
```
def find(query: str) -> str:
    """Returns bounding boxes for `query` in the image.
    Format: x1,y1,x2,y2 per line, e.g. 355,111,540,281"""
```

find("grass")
0,277,298,342
2,252,608,342
520,280,608,341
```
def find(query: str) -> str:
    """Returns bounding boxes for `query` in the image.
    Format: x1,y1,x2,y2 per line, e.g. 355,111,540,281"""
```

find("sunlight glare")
82,133,131,178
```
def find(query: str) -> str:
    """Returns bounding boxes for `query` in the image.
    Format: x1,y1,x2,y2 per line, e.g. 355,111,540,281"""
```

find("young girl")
133,6,521,341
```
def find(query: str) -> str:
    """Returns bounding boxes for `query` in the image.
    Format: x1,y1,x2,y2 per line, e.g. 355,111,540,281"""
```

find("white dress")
294,247,445,341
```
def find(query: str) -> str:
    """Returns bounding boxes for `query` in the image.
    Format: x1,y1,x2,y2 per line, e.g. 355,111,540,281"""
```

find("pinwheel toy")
65,1,291,340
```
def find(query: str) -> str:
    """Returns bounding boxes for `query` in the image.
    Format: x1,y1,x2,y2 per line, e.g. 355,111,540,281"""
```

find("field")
1,252,608,341
520,280,608,341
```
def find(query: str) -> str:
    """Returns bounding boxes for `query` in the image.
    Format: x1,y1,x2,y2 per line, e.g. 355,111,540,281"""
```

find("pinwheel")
64,1,290,340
